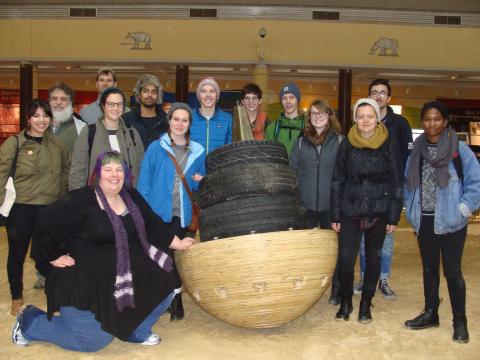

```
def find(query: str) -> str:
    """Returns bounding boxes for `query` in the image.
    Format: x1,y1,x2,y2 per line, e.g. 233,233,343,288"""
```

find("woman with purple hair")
11,151,195,352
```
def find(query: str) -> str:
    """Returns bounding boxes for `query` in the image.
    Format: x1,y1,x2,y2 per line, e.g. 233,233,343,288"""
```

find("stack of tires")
199,140,308,241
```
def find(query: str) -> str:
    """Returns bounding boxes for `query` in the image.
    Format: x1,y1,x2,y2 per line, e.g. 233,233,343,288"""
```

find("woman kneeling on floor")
330,98,402,324
12,151,196,352
403,101,480,343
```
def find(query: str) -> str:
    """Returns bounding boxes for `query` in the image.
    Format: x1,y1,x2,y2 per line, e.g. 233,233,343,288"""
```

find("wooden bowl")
175,229,338,328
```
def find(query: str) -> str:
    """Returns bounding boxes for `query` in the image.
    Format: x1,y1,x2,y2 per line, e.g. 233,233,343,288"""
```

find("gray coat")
289,133,343,212
69,118,144,190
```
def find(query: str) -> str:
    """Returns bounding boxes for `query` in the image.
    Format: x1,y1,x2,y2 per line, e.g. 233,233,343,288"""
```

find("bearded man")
49,83,86,152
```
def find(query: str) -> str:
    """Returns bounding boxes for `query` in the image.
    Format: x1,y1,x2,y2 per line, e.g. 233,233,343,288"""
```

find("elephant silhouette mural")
126,32,152,50
369,37,398,56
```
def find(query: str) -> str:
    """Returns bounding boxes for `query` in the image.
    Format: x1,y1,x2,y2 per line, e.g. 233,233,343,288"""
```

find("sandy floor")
1,223,479,360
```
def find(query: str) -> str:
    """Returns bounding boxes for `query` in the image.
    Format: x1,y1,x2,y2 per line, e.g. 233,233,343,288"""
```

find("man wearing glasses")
354,78,413,300
240,83,268,140
123,74,168,149
80,67,131,125
48,83,86,152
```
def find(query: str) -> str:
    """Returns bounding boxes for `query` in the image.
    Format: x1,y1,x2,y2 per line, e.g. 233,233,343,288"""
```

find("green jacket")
265,113,305,155
69,118,144,190
0,129,70,205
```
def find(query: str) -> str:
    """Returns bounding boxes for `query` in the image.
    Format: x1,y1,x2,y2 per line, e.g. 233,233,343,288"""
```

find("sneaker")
379,279,397,300
12,311,30,346
353,280,363,295
141,333,160,346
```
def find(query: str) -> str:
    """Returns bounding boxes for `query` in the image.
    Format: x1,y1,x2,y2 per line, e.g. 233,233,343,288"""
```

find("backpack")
274,117,304,141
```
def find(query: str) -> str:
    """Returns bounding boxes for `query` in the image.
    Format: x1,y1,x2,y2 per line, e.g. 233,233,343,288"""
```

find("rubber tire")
199,195,308,241
199,162,299,209
205,140,288,174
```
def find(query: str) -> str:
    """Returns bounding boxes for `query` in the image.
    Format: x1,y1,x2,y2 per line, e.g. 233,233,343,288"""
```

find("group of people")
288,80,480,345
0,68,479,351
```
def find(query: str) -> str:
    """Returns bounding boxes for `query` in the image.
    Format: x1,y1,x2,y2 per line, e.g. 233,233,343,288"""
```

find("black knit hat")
421,101,449,120
99,87,126,111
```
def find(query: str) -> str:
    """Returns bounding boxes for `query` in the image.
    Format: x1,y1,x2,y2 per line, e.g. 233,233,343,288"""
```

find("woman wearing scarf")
12,151,195,352
403,101,480,344
331,98,402,324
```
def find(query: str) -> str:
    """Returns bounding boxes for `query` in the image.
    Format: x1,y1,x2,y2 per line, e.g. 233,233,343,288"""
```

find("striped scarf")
96,186,173,312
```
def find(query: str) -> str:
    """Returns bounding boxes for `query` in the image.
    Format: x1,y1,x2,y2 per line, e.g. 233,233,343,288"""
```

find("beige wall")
1,19,480,71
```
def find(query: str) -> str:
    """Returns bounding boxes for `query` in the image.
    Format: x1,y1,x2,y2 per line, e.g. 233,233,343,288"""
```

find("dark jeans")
338,216,386,299
170,216,187,290
6,203,46,300
417,215,467,317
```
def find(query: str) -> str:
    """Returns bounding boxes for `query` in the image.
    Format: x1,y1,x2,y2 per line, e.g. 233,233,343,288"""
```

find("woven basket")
175,229,338,328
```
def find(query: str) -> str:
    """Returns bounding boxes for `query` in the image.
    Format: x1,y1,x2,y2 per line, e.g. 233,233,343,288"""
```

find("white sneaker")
12,317,29,346
141,333,160,346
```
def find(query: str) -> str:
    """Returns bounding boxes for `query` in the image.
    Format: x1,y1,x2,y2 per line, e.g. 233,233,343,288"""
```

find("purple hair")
88,151,132,189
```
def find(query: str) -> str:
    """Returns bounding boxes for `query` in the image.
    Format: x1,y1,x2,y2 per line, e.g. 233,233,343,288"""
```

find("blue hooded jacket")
190,108,232,154
137,133,206,227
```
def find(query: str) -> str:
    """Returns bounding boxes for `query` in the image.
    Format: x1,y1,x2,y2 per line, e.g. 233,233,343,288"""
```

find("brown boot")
11,298,24,316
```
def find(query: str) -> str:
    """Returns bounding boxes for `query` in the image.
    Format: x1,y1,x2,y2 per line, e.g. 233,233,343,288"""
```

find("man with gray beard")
49,83,86,152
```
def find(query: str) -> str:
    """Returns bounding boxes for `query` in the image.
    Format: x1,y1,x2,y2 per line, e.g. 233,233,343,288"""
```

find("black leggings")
170,216,187,290
6,203,46,300
417,215,467,317
338,216,386,299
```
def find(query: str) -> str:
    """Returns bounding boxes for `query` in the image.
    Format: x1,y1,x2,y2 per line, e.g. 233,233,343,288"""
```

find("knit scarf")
347,123,388,149
406,128,458,190
96,186,174,312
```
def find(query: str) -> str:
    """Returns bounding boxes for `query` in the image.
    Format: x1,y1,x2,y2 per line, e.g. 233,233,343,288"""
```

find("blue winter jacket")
137,133,206,228
190,108,232,154
404,141,480,234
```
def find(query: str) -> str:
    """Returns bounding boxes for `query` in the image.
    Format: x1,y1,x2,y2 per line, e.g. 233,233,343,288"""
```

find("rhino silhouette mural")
369,37,398,56
125,31,152,50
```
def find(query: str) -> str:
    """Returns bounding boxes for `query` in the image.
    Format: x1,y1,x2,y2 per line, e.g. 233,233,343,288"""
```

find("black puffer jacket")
330,136,403,225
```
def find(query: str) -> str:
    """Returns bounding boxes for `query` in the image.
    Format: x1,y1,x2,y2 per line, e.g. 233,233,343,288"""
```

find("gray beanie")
353,98,382,123
134,74,163,104
167,102,193,121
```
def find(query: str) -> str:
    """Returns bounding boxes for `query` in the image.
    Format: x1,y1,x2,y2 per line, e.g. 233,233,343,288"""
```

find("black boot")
453,316,469,344
170,293,184,321
335,298,353,321
404,309,439,330
328,285,340,305
358,297,372,324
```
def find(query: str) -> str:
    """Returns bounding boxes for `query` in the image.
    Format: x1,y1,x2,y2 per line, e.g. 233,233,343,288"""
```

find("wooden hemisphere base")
175,229,338,328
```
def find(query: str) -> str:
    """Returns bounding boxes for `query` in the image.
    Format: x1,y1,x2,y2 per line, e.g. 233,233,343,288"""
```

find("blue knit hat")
279,83,301,102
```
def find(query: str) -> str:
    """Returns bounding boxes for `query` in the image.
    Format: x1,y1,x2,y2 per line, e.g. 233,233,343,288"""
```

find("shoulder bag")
165,150,200,232
0,136,20,226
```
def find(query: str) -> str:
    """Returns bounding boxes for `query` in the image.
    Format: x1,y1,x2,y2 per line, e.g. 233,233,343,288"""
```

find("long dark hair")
26,99,53,129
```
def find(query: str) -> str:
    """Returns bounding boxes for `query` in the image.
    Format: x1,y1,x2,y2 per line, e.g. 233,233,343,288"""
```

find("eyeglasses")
243,96,259,102
105,102,124,109
50,96,69,102
310,111,329,118
369,91,388,98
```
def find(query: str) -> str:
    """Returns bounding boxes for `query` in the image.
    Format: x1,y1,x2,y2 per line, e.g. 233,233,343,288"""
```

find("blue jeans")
21,292,174,352
359,232,394,281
